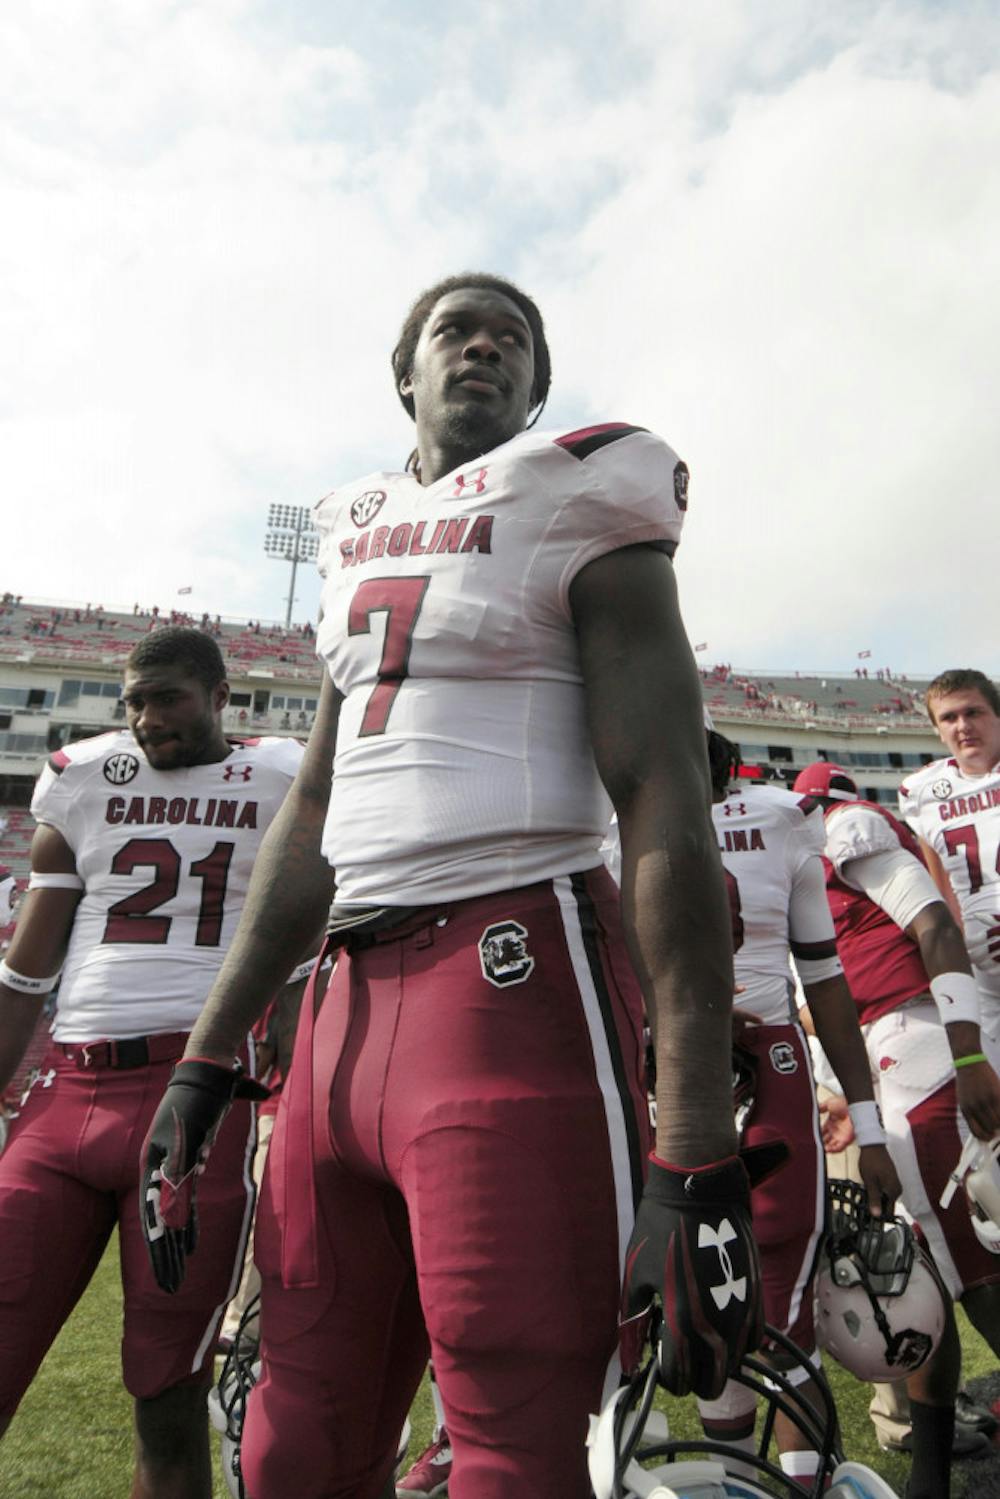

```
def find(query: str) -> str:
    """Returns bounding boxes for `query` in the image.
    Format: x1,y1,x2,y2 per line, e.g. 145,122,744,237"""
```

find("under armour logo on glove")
699,1218,747,1310
620,1154,767,1399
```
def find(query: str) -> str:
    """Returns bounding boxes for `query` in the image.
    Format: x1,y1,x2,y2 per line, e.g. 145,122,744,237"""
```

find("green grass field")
0,1236,995,1496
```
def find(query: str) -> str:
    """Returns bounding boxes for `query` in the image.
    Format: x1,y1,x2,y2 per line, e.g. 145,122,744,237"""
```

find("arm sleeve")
825,804,903,875
840,846,942,932
29,757,76,846
552,427,687,615
789,852,844,985
897,778,919,830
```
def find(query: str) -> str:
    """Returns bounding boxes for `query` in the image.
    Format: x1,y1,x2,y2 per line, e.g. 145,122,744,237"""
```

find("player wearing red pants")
700,734,897,1489
143,275,763,1499
0,627,302,1499
794,757,1000,1499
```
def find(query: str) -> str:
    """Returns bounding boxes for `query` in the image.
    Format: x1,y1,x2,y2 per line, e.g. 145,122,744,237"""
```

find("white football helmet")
815,1180,944,1383
588,1315,898,1499
940,1132,1000,1253
208,1298,260,1499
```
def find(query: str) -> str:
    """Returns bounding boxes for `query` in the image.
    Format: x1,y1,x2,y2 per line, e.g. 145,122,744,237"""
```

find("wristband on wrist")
0,960,61,996
847,1100,886,1148
286,959,315,985
930,971,981,1028
954,1052,988,1069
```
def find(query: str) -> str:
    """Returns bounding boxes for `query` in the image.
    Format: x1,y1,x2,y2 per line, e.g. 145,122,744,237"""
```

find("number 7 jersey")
31,731,304,1041
314,423,688,904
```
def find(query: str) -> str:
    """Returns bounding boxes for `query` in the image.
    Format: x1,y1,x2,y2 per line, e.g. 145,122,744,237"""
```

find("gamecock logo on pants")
478,920,535,987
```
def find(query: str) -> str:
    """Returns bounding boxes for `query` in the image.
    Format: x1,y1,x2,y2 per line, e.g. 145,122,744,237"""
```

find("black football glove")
141,1058,268,1294
620,1154,765,1399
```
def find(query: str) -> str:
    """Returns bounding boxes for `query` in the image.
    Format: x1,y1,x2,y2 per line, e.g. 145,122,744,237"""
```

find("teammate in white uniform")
901,669,1000,1036
143,274,763,1499
0,627,303,1499
702,734,897,1489
795,757,1000,1496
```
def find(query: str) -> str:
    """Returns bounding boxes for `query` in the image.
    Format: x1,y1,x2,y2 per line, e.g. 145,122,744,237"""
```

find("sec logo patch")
351,490,387,528
103,753,139,785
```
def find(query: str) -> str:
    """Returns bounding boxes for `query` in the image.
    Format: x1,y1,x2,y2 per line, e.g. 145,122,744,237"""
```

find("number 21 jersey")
31,731,303,1041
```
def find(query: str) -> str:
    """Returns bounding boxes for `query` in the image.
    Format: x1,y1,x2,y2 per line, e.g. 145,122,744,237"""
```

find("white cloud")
1,0,998,673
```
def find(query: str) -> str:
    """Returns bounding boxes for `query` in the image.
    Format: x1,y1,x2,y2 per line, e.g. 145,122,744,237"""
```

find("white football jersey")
315,422,687,903
0,871,15,928
31,731,303,1041
713,784,840,1024
900,756,1000,1004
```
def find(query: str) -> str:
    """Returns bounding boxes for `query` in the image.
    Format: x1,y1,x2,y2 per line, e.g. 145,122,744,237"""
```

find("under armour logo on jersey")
104,753,140,785
698,1219,747,1310
723,802,747,817
351,490,387,527
479,920,534,987
453,467,488,498
223,764,253,782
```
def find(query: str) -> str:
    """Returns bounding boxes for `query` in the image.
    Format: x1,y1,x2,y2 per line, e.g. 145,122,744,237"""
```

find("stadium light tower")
264,503,320,628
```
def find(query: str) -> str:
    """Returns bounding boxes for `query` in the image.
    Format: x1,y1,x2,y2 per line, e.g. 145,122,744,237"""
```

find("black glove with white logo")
141,1058,268,1294
619,1154,765,1398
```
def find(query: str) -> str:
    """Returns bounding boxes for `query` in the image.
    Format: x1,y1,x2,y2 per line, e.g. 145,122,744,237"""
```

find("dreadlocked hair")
392,272,552,468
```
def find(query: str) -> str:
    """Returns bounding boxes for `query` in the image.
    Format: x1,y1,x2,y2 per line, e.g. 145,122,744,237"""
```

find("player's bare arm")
185,674,342,1065
803,973,900,1212
571,542,734,1165
0,824,82,1094
907,901,1000,1140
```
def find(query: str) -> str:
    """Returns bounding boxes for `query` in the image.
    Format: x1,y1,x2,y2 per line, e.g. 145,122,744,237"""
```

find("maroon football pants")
243,869,650,1499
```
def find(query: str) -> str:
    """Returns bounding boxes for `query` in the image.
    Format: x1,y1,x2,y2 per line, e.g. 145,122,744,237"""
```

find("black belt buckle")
109,1037,150,1069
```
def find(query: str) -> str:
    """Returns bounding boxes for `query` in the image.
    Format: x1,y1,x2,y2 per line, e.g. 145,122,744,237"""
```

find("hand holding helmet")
619,1153,764,1399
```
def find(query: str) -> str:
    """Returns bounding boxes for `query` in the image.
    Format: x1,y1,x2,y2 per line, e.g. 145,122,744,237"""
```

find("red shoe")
395,1429,452,1496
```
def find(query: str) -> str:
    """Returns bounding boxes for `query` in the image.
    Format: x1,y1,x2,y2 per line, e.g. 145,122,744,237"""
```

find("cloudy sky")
3,0,997,674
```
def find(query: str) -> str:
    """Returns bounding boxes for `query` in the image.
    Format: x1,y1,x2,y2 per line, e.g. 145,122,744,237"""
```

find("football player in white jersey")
795,756,1000,1493
901,669,1000,1035
142,274,762,1499
0,627,304,1499
703,732,898,1490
